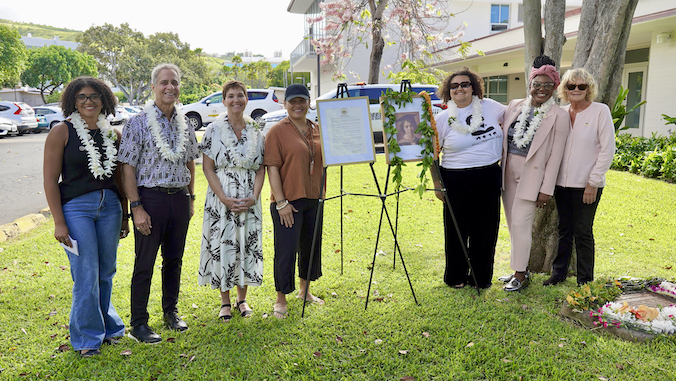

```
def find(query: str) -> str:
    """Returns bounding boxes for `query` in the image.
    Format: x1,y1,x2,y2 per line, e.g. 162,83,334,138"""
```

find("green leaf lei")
380,88,437,197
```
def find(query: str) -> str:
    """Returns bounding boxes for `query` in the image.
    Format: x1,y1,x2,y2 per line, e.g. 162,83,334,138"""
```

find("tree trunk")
523,0,543,87
543,0,567,69
367,0,388,84
572,0,639,106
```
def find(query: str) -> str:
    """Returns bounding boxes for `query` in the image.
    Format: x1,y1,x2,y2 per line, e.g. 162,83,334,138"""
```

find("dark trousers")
130,187,191,327
440,163,501,288
552,186,603,284
270,198,323,294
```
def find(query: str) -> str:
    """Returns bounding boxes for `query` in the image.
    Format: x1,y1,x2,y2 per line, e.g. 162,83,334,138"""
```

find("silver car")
0,101,39,135
0,116,18,137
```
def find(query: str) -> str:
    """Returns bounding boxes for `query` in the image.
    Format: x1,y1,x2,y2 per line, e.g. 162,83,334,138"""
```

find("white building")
21,33,79,50
288,0,676,136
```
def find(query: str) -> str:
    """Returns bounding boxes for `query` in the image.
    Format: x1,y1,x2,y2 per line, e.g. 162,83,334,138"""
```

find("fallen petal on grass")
120,350,132,356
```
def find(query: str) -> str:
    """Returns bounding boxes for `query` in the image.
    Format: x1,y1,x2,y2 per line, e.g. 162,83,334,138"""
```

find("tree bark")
572,0,639,106
523,0,543,87
543,0,567,69
368,0,388,84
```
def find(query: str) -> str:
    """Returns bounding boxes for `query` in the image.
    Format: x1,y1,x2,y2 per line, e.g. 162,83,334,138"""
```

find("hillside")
0,19,81,41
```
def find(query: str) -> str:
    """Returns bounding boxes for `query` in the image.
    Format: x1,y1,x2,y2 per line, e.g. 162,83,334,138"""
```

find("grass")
0,160,675,380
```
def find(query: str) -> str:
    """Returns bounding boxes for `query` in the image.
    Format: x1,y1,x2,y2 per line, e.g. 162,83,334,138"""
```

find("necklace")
144,101,188,162
291,119,315,175
512,96,555,148
211,112,260,168
69,112,117,180
447,95,484,134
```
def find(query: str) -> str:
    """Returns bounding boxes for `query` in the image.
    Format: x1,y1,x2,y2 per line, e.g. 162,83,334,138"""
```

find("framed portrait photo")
381,96,427,164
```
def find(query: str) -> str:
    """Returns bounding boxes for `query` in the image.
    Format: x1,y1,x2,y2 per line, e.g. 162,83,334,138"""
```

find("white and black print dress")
198,115,264,291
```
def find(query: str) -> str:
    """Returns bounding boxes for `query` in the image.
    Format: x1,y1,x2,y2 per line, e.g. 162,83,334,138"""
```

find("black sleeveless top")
59,121,120,205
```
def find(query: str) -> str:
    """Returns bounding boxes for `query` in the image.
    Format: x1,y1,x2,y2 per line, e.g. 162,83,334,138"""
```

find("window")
483,76,508,103
248,91,268,101
491,4,510,32
206,94,222,104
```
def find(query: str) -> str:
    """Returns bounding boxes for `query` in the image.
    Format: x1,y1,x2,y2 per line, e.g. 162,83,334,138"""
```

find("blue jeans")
62,189,125,351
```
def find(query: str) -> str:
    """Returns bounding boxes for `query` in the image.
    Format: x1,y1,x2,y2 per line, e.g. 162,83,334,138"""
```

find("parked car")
0,117,18,138
108,106,131,126
123,106,141,115
0,101,39,135
260,83,443,144
180,89,282,130
34,105,65,131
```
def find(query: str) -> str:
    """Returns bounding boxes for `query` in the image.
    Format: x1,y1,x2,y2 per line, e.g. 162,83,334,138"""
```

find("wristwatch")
130,200,143,208
189,194,196,201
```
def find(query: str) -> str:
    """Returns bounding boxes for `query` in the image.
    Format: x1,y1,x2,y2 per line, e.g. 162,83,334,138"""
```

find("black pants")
552,186,603,284
130,187,191,327
440,163,501,288
270,198,323,294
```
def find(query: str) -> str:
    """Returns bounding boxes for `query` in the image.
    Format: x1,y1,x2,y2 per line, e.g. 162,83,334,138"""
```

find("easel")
301,82,419,316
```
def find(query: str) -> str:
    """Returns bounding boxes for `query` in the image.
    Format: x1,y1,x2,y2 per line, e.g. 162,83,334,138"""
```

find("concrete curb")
0,208,52,242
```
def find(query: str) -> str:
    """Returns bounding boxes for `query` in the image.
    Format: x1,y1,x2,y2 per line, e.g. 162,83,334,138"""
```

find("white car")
0,116,18,137
108,106,131,126
0,101,39,135
34,106,65,130
260,84,443,145
180,89,282,130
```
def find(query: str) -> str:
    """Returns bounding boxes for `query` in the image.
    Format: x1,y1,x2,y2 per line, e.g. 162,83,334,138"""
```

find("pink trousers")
502,153,538,272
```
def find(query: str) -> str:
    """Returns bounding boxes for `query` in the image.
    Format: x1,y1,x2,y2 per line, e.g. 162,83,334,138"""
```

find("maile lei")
512,96,555,148
381,89,438,197
447,95,483,135
210,112,260,168
145,100,188,162
69,112,117,180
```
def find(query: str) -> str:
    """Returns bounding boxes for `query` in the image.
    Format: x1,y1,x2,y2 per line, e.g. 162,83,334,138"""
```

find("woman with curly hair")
432,67,506,289
43,77,128,357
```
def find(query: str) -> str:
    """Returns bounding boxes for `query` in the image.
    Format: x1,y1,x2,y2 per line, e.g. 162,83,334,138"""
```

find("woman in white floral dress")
198,80,265,321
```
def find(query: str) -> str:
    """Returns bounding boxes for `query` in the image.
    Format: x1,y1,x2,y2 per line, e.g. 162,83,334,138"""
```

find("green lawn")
1,160,675,380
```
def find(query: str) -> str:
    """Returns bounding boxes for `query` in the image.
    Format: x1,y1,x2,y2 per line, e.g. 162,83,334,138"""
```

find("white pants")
502,153,538,272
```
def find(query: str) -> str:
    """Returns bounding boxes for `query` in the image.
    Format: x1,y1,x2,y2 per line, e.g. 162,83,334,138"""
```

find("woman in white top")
432,68,506,289
543,68,615,286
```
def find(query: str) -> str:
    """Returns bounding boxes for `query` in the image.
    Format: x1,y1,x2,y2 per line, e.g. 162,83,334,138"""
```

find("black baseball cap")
285,83,310,101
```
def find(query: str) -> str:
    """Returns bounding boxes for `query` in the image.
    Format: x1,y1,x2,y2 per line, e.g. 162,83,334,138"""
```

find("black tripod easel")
300,83,351,317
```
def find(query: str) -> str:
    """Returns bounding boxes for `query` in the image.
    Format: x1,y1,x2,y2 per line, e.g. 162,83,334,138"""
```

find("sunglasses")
450,81,472,90
531,82,555,90
566,84,588,91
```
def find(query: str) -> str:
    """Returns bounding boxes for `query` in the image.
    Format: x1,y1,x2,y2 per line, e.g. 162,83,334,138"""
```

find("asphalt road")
0,127,206,226
0,131,49,225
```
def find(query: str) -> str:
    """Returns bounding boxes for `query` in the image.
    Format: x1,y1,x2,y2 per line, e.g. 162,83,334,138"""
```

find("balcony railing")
290,37,317,68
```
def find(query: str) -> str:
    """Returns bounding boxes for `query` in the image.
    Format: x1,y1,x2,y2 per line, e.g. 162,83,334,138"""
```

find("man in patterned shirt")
119,63,200,343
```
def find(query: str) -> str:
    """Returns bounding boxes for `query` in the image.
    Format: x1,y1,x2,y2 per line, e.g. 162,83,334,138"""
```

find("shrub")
614,132,676,182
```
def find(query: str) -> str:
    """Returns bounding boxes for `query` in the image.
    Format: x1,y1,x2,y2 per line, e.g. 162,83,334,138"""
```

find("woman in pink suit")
499,56,571,291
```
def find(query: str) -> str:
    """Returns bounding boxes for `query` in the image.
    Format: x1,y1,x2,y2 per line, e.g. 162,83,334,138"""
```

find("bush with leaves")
613,132,676,182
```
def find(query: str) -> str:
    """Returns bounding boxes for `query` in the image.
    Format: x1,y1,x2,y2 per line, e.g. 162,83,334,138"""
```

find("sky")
0,0,305,59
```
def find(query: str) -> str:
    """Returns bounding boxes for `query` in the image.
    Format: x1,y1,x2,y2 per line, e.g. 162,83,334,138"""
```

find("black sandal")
236,299,253,318
219,304,232,322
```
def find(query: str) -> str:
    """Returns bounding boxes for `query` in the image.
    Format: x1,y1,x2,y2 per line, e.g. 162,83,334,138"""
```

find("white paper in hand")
60,235,79,256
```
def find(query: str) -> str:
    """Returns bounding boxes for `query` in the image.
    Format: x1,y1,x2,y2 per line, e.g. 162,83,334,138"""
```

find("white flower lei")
144,100,188,162
512,96,555,148
69,112,117,180
447,95,483,135
599,302,676,334
210,112,260,169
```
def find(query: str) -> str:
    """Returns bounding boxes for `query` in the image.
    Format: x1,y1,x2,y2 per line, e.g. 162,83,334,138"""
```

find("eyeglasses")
449,81,472,90
566,84,588,91
75,94,102,104
531,82,555,90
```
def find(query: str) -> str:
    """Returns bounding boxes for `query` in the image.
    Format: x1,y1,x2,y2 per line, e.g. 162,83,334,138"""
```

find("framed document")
381,96,427,163
317,96,376,167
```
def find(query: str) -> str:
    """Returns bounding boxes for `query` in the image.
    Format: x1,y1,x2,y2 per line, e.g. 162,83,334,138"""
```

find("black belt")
143,186,185,195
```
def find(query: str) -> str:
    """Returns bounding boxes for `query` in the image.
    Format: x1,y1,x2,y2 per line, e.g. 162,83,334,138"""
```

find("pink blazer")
501,98,570,201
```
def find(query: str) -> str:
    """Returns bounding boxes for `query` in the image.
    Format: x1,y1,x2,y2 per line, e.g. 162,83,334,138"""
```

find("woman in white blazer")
500,56,571,291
